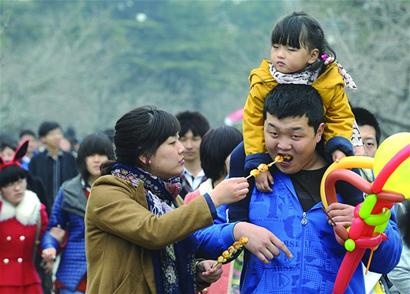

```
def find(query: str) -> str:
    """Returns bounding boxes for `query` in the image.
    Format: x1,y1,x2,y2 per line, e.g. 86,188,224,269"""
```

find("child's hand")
41,248,57,274
255,172,274,192
332,150,346,162
41,247,57,262
197,260,223,284
326,202,355,227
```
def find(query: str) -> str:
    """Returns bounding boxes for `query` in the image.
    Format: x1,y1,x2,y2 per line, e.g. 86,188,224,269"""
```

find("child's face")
270,44,319,74
0,178,27,206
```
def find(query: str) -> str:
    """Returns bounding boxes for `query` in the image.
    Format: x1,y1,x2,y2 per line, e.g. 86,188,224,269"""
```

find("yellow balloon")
320,156,374,208
373,132,410,199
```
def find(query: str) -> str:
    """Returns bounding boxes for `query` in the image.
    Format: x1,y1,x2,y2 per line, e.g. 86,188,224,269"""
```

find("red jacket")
0,190,48,286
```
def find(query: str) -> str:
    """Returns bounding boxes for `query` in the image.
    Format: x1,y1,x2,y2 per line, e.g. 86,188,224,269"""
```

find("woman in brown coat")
85,106,252,294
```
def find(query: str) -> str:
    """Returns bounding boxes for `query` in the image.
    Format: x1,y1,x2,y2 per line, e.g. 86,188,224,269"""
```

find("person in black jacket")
29,121,78,215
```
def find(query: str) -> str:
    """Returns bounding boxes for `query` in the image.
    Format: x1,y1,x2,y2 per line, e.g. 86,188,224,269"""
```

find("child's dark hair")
0,135,17,153
175,111,210,138
271,11,336,69
264,84,324,132
352,107,381,145
0,165,27,188
101,106,180,174
200,126,243,183
76,133,115,181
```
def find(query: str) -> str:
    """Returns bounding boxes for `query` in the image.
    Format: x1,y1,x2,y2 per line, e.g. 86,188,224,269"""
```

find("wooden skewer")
365,248,375,275
245,155,288,180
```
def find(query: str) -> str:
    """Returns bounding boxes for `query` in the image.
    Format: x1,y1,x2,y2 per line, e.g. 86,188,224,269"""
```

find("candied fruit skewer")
245,154,293,180
215,236,249,266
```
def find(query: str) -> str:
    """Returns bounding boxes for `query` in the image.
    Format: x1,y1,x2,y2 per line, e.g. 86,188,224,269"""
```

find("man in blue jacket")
239,84,402,293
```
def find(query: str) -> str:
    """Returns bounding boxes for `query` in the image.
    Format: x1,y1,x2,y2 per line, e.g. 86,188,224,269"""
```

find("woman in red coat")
0,141,48,294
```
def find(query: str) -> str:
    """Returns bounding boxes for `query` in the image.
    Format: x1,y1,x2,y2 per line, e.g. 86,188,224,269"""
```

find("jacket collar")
62,175,88,217
0,190,40,224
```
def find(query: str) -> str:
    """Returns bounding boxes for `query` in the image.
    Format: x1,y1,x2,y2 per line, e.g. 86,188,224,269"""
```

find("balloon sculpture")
320,132,410,294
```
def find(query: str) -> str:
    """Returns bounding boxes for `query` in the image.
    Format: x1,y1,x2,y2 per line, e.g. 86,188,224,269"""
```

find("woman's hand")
209,177,249,207
196,260,223,284
234,222,293,264
326,202,355,227
49,226,66,245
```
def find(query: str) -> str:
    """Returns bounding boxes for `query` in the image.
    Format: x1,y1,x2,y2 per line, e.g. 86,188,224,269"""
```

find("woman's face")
148,134,185,179
86,154,109,178
0,178,27,206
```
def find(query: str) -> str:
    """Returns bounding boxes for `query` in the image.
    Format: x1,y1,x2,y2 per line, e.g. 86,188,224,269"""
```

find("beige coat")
85,175,214,294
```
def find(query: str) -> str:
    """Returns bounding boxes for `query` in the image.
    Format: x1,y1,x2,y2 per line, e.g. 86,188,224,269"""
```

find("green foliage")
1,0,409,138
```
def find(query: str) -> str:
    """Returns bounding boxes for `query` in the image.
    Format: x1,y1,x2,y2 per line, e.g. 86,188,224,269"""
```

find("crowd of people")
1,10,409,294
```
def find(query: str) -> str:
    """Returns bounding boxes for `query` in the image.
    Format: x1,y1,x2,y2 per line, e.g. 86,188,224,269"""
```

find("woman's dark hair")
101,106,180,175
0,165,27,188
200,126,243,183
76,133,115,181
271,11,336,70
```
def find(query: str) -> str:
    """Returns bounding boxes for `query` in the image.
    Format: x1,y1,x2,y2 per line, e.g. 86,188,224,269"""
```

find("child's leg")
228,142,253,222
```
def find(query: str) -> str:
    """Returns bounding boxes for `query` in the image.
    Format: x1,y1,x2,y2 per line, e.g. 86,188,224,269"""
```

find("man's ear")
316,123,325,143
307,48,320,65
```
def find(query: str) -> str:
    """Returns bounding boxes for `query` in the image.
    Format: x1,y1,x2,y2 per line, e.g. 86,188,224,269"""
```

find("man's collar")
45,149,63,158
183,168,205,178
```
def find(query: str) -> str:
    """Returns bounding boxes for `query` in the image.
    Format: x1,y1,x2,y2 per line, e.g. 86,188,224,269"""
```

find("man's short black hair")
352,107,381,145
175,111,210,137
19,129,36,139
264,84,324,132
38,121,61,138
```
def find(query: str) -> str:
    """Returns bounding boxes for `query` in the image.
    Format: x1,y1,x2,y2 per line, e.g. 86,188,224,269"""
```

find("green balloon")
345,239,356,252
359,194,377,219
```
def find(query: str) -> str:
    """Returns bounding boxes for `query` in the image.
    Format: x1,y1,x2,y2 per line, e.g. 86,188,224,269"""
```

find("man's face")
359,124,378,158
264,113,324,174
41,128,63,150
179,130,201,162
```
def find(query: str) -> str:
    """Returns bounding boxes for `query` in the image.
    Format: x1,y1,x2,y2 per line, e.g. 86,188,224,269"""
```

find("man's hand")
326,202,355,227
234,222,293,263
